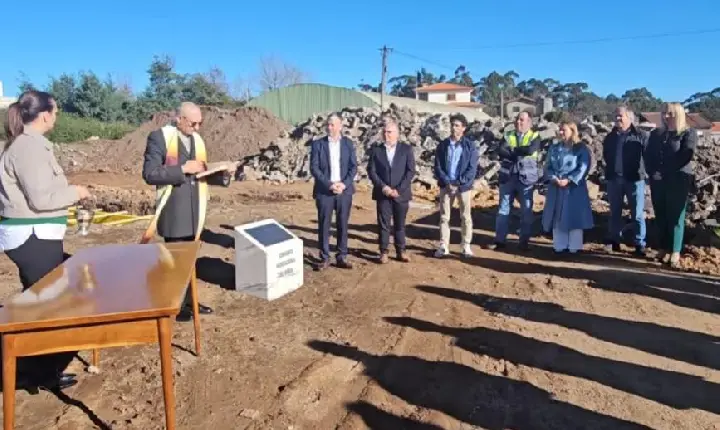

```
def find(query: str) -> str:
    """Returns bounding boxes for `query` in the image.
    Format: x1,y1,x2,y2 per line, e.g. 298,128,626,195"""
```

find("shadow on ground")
308,339,651,429
386,312,720,416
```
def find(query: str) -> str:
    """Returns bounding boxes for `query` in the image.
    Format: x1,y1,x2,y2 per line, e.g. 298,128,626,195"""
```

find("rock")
239,105,720,225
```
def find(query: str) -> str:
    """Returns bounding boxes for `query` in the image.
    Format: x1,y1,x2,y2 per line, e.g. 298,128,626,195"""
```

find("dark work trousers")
4,233,75,384
164,235,195,307
376,198,409,254
316,193,352,262
650,174,691,253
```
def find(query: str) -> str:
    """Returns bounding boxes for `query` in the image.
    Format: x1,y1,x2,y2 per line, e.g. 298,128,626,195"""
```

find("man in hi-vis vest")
487,110,542,251
142,102,214,322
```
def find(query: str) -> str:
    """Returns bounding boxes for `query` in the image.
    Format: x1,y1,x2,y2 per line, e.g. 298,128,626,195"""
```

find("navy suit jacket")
367,142,416,203
433,136,478,193
310,136,358,199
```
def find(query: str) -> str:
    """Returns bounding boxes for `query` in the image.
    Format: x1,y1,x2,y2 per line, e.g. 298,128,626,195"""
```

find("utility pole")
379,45,391,111
500,88,504,120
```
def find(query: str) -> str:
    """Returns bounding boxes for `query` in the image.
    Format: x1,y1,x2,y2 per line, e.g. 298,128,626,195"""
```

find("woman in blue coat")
541,121,594,253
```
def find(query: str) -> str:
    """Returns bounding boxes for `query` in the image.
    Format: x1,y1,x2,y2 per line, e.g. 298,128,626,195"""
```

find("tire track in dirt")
247,300,420,429
334,281,472,429
242,260,421,430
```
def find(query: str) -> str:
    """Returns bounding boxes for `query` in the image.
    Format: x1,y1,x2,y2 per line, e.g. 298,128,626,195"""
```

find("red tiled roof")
448,101,485,108
712,122,720,132
415,83,474,93
640,112,712,130
507,96,537,104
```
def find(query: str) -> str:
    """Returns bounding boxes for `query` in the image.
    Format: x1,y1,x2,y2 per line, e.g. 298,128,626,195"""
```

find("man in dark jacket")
602,106,649,255
433,113,478,258
309,113,358,270
142,102,214,322
488,111,542,251
367,118,416,263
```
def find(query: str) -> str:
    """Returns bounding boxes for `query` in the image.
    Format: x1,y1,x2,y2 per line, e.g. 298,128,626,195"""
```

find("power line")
392,50,456,71
438,27,720,51
384,27,720,79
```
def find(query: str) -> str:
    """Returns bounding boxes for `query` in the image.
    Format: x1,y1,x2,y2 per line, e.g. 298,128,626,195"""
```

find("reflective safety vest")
504,130,540,159
499,130,541,185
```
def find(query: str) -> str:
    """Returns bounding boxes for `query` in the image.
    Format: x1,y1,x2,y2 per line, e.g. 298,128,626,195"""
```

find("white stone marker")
233,219,304,300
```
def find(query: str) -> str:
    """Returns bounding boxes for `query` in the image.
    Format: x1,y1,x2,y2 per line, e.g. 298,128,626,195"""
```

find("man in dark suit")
142,101,215,322
367,118,417,263
309,113,358,270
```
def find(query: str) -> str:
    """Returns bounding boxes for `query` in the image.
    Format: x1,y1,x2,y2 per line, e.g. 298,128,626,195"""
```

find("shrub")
0,109,134,143
48,112,134,143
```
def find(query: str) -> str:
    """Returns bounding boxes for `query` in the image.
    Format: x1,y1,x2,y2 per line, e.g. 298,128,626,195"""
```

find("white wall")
425,91,472,104
361,91,490,121
0,80,18,109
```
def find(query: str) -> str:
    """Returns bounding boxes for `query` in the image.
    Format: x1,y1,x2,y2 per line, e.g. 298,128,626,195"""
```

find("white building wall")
0,80,18,109
425,91,472,104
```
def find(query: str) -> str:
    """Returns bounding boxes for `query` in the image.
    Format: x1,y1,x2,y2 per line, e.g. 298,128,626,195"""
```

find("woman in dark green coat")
645,102,697,268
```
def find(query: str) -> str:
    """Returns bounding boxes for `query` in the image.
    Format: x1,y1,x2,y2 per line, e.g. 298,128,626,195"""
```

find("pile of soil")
58,106,291,174
83,185,156,215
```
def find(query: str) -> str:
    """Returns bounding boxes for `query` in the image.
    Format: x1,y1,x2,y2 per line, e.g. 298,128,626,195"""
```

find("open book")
195,161,239,179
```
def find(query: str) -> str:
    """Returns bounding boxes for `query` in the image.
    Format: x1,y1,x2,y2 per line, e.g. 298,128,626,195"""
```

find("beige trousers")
438,187,474,248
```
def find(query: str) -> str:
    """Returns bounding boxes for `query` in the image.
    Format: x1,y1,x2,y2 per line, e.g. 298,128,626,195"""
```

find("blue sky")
2,0,718,101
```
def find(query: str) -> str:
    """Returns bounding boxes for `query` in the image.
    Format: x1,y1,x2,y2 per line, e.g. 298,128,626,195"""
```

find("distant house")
639,112,712,133
0,81,17,109
712,122,720,135
504,95,554,119
415,83,485,111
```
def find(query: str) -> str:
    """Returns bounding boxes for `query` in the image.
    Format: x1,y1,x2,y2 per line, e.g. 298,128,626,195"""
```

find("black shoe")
176,307,193,322
607,242,621,252
196,303,213,314
633,245,647,257
19,372,78,393
485,242,505,250
518,241,530,251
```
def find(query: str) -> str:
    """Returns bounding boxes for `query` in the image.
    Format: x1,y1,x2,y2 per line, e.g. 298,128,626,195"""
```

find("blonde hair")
559,121,581,144
661,102,688,132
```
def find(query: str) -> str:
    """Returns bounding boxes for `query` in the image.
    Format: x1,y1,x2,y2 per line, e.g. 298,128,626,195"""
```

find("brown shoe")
315,259,330,271
336,259,353,269
378,252,390,264
396,252,410,263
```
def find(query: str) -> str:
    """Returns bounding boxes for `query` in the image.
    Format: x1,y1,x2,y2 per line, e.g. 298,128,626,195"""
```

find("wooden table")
0,240,202,430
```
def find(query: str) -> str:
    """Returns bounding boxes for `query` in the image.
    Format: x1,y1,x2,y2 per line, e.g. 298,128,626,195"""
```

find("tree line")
6,56,719,138
358,66,720,122
13,55,310,126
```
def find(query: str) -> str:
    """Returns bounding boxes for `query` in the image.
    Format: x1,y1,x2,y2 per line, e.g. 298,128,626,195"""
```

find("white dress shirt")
385,143,397,165
328,137,342,183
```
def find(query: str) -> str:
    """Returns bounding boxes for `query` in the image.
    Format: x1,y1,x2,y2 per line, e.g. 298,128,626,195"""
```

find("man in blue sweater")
433,114,479,258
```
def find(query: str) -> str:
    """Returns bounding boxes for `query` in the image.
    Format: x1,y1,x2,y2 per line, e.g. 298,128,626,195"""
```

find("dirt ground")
1,175,719,430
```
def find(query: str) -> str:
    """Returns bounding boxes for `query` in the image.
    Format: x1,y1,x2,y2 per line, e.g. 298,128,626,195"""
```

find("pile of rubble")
239,104,720,223
58,106,290,175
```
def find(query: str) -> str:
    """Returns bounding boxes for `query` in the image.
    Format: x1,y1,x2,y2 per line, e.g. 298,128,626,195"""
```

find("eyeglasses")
182,116,203,127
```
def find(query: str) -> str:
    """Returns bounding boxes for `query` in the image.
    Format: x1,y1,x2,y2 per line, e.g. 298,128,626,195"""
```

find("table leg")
2,336,16,430
190,268,201,355
92,349,100,367
157,316,175,430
